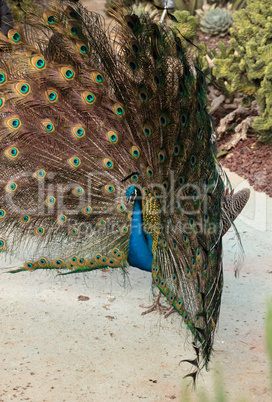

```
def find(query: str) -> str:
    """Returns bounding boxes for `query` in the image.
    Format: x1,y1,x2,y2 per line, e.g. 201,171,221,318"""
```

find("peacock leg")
140,290,171,315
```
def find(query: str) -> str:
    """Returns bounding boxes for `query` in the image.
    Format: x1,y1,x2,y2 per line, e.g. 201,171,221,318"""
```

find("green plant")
212,0,272,143
170,10,199,43
199,6,233,36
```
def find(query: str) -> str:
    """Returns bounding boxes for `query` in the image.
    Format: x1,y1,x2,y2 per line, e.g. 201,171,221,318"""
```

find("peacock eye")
0,71,7,84
48,15,56,23
70,26,78,35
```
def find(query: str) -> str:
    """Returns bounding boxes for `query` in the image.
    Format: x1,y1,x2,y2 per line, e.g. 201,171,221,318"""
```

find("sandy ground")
1,169,271,402
1,2,272,401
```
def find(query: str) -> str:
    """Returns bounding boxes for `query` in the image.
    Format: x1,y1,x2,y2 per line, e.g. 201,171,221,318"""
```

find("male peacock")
0,0,249,379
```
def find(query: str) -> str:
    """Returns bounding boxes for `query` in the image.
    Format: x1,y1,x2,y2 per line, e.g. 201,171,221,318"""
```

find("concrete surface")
0,168,271,402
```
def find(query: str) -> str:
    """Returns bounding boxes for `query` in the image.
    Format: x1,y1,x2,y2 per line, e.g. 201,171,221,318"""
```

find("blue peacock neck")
128,196,153,272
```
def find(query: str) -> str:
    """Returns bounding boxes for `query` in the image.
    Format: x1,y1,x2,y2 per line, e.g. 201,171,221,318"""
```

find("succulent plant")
200,7,233,37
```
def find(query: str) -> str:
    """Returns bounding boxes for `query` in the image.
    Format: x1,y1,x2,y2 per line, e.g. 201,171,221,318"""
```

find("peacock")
0,0,249,380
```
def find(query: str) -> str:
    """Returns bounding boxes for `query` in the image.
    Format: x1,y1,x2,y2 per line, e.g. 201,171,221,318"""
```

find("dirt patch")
220,138,272,197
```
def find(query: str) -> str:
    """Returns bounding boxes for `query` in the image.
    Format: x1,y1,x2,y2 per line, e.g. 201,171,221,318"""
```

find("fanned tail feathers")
0,0,249,377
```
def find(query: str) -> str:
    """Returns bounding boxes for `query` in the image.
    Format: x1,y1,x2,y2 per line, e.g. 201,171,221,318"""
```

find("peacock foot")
140,291,170,315
164,306,177,318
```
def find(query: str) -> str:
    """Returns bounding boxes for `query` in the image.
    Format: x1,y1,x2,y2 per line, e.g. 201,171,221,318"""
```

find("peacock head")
126,186,142,204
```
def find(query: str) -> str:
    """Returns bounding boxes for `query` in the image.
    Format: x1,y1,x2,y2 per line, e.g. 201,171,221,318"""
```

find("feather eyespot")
68,156,81,168
45,196,56,207
40,119,54,133
83,92,96,105
82,206,92,215
5,116,21,130
131,40,139,53
181,114,187,125
151,266,157,273
169,294,174,303
88,260,96,267
131,174,139,183
124,15,139,31
172,274,177,282
43,10,57,24
33,169,46,180
70,228,78,236
35,227,45,236
30,55,46,70
0,238,5,249
189,218,195,227
107,131,118,144
0,97,4,108
158,150,166,163
127,56,137,71
103,158,114,170
159,113,169,127
53,259,65,268
112,248,119,256
70,25,79,35
146,166,153,177
38,258,48,266
191,155,197,166
8,29,21,43
60,67,75,80
178,175,185,186
78,258,86,266
154,73,163,86
72,186,84,197
107,258,118,267
160,280,165,288
14,82,31,96
121,225,128,234
0,71,7,85
177,300,183,309
143,187,149,196
91,71,104,84
20,215,30,225
183,311,189,322
71,125,85,138
0,209,6,218
57,215,67,224
113,103,125,116
104,184,115,194
5,182,17,193
117,204,126,213
142,124,152,137
71,256,78,264
24,261,35,270
116,251,123,259
47,15,56,24
4,146,19,160
45,89,58,103
97,220,106,228
130,146,140,159
77,43,88,54
138,88,150,102
66,6,78,19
